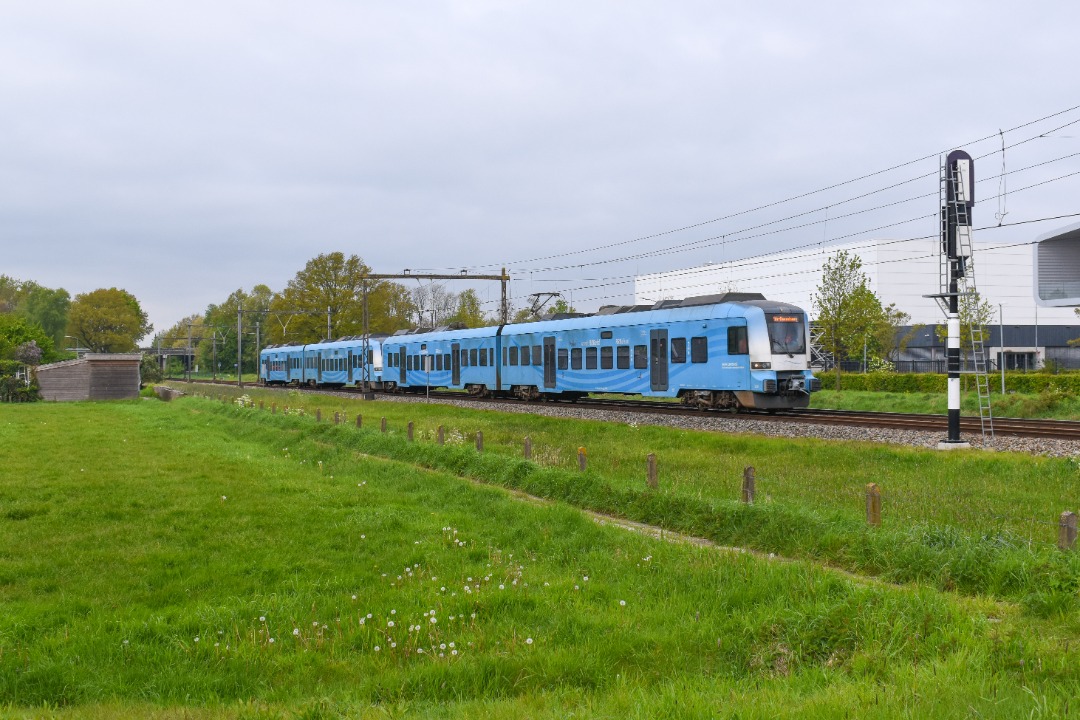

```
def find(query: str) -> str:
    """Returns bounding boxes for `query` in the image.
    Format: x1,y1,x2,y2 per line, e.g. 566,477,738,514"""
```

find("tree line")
153,252,519,376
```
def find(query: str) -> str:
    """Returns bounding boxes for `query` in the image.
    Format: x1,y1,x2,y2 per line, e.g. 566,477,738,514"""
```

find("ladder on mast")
939,162,994,440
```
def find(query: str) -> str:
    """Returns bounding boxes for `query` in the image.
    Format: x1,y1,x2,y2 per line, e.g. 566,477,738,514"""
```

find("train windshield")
766,313,806,354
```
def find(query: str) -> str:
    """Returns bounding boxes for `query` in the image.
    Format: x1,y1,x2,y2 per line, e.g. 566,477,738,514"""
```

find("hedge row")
816,370,1080,394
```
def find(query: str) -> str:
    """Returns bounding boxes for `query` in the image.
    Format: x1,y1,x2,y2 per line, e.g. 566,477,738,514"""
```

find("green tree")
0,314,56,362
153,314,206,376
269,253,413,343
812,250,887,388
66,288,152,353
934,290,996,364
449,289,487,327
18,285,71,347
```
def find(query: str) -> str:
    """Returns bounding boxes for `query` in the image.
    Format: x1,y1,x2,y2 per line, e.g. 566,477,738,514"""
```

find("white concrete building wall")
635,238,1078,326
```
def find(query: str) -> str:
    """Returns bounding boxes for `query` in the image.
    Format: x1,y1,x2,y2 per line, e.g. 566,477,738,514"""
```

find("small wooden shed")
36,354,142,401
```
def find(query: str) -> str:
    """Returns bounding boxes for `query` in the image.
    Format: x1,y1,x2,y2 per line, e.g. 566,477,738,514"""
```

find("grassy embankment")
2,396,1079,717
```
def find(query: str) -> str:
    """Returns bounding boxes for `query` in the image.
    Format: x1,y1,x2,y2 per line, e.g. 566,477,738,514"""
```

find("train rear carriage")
260,345,306,385
382,326,500,395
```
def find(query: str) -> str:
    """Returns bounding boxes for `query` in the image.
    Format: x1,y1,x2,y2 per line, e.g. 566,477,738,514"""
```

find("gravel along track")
296,388,1080,458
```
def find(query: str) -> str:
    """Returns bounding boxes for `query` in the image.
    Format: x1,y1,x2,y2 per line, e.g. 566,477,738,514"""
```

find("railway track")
170,378,1080,442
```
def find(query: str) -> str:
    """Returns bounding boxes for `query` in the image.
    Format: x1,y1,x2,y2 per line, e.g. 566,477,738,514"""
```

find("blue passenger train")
383,293,818,410
259,294,820,411
259,335,386,389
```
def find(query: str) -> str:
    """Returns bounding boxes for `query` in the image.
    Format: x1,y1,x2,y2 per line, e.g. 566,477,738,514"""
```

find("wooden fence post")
381,417,387,433
866,483,882,527
476,431,484,452
742,466,755,504
524,436,532,460
578,447,587,471
407,421,414,442
647,453,658,489
437,425,445,445
1059,511,1078,551
334,412,340,424
315,408,322,422
356,414,362,429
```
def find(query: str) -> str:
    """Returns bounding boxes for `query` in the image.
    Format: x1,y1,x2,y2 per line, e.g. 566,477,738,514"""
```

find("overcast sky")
3,1,1079,339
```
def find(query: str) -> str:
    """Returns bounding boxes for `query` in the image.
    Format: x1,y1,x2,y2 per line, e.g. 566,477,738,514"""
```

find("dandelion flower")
259,616,266,622
374,646,380,652
293,628,300,636
619,600,626,607
430,617,437,624
387,621,395,627
269,638,275,644
391,642,397,648
526,638,533,645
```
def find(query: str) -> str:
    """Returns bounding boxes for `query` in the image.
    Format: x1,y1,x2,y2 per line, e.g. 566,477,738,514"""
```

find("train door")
451,343,461,385
347,350,354,384
398,348,406,384
543,337,556,389
650,329,668,391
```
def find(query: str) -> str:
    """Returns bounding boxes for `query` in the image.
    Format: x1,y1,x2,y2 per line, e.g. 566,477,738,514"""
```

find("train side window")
600,330,613,339
489,349,494,366
727,327,748,355
601,346,613,369
520,345,530,366
571,348,582,369
461,349,468,367
436,354,442,371
532,345,542,365
634,344,648,369
444,353,450,369
670,338,687,364
616,346,630,369
558,348,568,370
470,348,479,366
690,337,708,363
407,355,413,371
479,349,488,366
585,347,597,369
508,346,517,365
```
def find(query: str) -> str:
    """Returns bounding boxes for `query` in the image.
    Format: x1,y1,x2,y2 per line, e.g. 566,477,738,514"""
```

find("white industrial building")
635,233,1080,370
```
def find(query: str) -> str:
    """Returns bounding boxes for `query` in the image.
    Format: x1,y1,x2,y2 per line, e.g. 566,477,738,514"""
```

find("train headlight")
751,362,771,370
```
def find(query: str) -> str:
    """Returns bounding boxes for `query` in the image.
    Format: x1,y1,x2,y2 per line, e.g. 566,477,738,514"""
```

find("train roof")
259,334,388,355
381,295,808,345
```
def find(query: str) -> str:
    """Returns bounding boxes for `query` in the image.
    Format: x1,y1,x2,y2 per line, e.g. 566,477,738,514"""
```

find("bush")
815,371,1080,395
0,360,40,402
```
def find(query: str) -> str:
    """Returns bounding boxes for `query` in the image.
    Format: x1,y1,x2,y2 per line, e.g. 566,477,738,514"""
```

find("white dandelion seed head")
526,638,533,645
391,609,396,615
374,646,380,652
391,642,396,648
452,649,458,655
430,617,437,624
259,616,266,622
387,620,394,627
269,638,275,644
293,628,300,636
620,600,626,606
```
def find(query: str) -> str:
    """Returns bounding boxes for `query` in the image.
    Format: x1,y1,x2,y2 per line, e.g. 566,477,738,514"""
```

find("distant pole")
237,308,243,387
999,303,1005,394
500,267,509,324
327,306,331,341
186,321,193,382
256,320,261,381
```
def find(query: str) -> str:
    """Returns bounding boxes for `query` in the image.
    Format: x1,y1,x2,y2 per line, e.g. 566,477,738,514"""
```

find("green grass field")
2,396,1079,718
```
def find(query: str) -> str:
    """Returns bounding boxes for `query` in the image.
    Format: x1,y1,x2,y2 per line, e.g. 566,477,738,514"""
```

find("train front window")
767,314,806,354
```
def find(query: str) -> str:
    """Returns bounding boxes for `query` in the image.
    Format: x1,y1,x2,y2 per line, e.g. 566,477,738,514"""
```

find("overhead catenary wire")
438,104,1080,274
